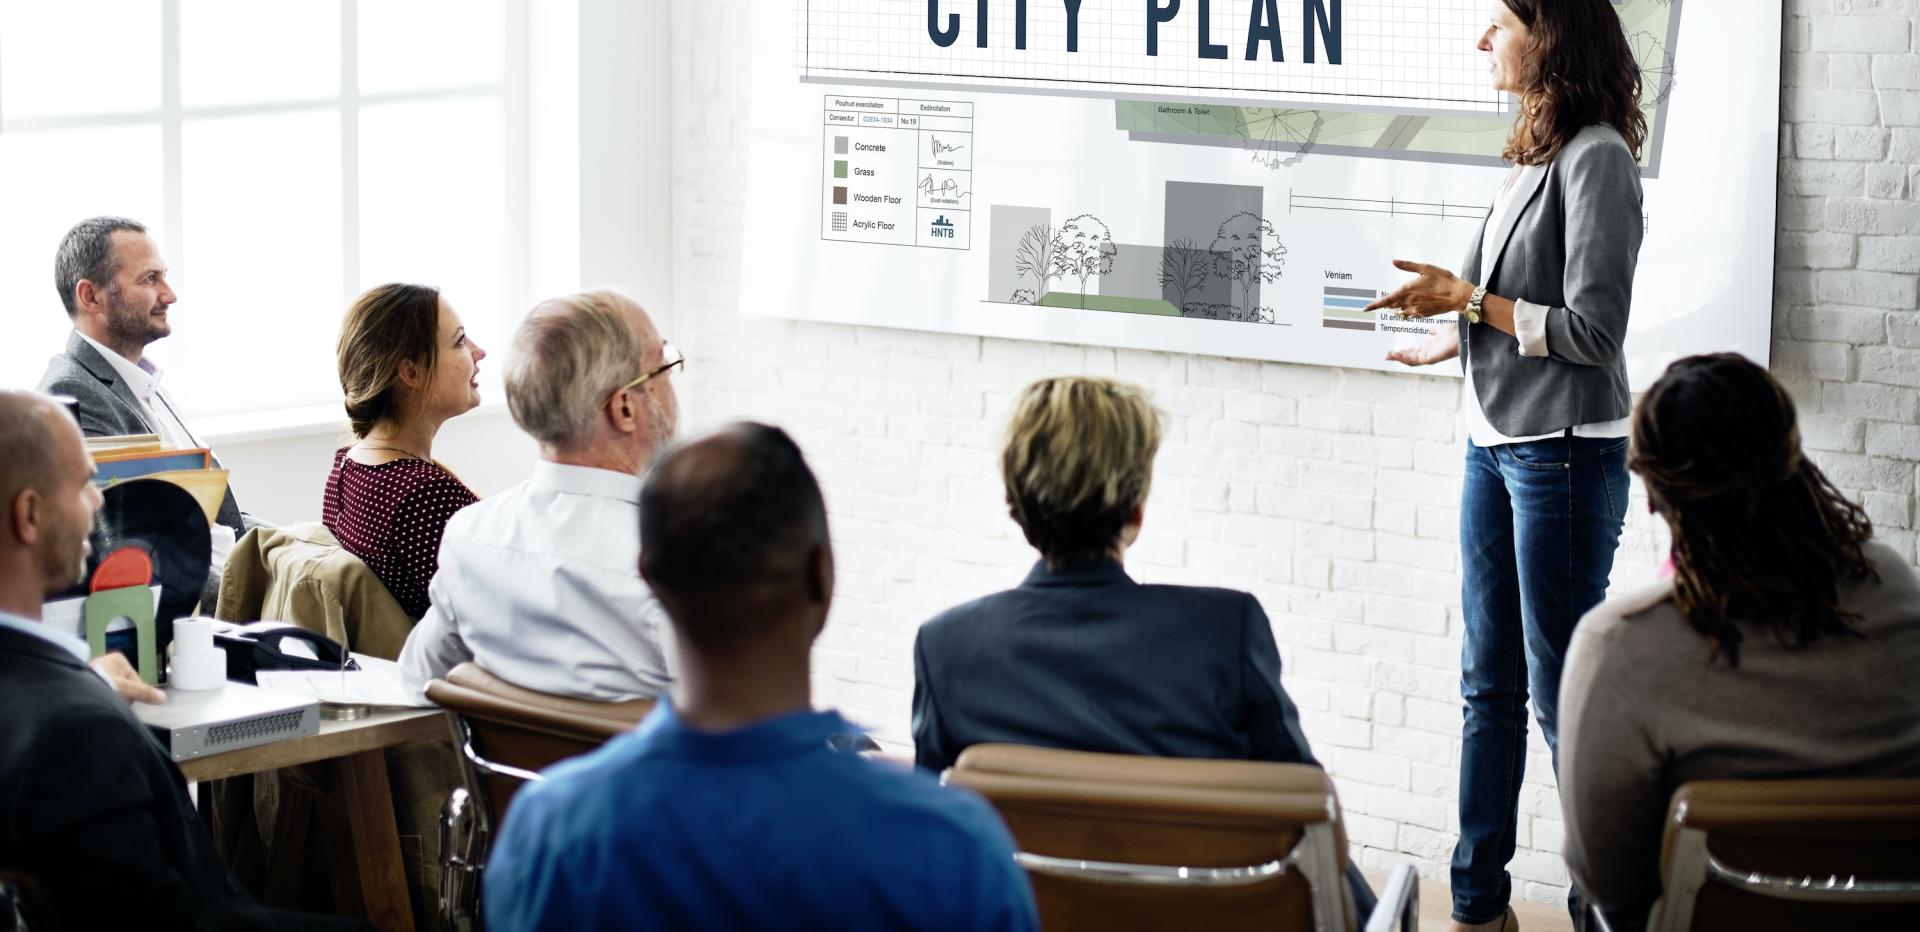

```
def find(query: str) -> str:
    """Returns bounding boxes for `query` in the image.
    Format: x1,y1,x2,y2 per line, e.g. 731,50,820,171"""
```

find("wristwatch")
1463,283,1488,325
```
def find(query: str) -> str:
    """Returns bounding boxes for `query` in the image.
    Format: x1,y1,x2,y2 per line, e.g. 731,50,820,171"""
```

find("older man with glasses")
398,289,682,701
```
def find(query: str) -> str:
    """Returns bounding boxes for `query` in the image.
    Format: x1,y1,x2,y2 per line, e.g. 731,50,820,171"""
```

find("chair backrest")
946,744,1355,932
425,662,654,828
1650,778,1920,931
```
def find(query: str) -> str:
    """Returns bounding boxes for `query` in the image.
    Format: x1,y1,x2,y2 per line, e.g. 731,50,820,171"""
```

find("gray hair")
505,290,646,448
55,216,148,317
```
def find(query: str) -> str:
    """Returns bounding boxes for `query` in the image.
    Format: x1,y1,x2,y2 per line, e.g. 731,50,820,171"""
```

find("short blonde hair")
1001,376,1163,569
505,290,643,447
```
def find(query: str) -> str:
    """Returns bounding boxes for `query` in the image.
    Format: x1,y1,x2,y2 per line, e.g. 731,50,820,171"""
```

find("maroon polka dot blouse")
322,448,478,619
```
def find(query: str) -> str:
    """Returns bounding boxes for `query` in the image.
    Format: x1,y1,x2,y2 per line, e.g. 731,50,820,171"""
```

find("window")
0,0,528,418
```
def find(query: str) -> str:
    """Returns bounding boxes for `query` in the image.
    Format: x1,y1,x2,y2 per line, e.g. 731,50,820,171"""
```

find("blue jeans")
1451,437,1628,924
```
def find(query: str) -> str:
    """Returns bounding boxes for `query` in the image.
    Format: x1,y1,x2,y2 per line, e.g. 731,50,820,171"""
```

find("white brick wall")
669,0,1919,903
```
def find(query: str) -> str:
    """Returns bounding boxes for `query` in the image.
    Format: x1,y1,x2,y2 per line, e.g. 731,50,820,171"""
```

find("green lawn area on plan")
1036,292,1183,316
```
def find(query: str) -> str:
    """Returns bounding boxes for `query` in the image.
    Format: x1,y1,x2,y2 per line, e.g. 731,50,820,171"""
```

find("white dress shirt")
398,460,675,702
1462,165,1631,447
75,331,239,567
76,332,199,450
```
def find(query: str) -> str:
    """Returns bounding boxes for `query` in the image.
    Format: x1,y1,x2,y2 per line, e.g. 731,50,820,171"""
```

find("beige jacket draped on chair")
217,521,414,660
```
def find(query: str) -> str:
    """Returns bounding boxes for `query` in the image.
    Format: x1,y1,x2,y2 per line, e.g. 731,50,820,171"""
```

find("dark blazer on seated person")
912,558,1318,774
37,330,245,535
0,624,369,932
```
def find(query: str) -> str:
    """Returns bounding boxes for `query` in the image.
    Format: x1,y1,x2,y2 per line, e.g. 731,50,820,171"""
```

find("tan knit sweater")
1557,539,1920,920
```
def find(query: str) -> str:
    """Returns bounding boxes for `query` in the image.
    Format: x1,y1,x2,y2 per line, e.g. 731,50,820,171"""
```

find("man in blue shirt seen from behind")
484,422,1038,932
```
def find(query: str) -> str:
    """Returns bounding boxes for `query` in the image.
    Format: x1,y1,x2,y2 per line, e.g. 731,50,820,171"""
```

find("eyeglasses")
610,341,684,402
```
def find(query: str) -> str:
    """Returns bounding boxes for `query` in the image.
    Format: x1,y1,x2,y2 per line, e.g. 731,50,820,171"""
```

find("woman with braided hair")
1557,353,1920,930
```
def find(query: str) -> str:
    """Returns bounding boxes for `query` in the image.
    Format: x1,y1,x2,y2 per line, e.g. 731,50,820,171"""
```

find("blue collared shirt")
0,610,89,663
485,703,1038,932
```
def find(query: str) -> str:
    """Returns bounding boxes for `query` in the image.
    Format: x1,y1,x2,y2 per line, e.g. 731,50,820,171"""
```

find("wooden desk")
180,707,444,782
186,707,447,932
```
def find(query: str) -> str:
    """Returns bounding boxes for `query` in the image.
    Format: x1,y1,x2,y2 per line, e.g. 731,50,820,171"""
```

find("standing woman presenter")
1367,1,1646,929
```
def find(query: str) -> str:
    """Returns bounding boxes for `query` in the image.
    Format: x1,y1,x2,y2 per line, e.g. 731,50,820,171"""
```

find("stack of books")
87,434,230,525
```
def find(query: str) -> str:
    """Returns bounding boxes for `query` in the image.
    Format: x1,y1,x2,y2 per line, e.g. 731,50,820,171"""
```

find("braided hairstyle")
1630,353,1876,666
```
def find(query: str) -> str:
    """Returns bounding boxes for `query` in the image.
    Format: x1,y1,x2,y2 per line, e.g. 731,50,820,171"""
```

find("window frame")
0,0,534,420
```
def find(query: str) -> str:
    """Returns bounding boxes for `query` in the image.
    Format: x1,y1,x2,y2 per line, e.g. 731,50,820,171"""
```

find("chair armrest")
1363,863,1419,932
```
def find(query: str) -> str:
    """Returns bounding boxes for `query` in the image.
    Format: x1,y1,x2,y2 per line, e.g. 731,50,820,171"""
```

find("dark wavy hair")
1630,354,1876,666
1499,0,1648,165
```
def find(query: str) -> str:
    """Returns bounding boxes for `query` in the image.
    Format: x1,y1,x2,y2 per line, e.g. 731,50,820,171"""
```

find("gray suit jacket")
37,330,245,536
1461,124,1643,437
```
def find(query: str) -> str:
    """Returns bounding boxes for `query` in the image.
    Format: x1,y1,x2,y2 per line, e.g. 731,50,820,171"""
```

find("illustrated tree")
1050,214,1117,308
1158,237,1210,313
1210,212,1286,321
1011,223,1061,301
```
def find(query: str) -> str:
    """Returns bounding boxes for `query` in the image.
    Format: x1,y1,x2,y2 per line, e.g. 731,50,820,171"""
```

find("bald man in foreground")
0,391,370,931
484,423,1038,932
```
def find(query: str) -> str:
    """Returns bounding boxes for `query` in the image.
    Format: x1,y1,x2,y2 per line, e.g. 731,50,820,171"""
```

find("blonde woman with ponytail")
322,283,486,618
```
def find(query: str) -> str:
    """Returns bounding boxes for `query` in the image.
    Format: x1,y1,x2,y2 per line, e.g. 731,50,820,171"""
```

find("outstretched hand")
1385,326,1461,367
1366,260,1476,319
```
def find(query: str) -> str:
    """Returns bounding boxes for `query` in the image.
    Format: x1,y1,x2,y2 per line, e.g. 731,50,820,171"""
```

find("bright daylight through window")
0,0,524,419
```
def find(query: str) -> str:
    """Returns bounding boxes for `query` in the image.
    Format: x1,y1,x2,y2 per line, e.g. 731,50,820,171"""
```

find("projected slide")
745,0,1779,384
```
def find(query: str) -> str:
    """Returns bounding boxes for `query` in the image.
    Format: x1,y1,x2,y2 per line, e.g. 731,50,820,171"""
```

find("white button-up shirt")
76,331,200,450
398,460,675,702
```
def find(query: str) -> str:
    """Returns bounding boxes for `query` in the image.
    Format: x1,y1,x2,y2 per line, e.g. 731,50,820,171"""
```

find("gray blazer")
37,330,245,536
1461,124,1643,437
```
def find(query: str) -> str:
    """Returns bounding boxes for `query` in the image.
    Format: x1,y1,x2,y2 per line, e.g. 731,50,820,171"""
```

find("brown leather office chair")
1637,778,1920,931
424,663,654,932
946,744,1417,932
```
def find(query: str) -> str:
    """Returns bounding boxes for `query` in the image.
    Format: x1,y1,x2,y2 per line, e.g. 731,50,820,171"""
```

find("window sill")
196,400,512,447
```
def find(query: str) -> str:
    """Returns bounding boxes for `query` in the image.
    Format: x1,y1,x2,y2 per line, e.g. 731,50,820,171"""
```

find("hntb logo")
930,215,955,239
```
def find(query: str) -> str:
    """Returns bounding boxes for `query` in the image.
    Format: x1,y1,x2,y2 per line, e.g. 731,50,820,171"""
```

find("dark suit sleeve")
1239,595,1319,766
911,627,956,773
40,374,123,438
15,710,210,931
